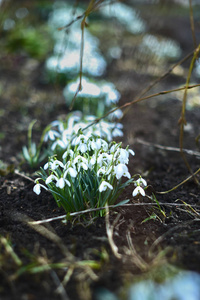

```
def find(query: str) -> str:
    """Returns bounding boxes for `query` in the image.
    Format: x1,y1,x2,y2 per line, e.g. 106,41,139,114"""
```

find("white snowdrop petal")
128,149,135,156
68,167,77,177
33,184,41,195
56,178,65,189
99,181,113,192
46,174,56,184
44,162,49,170
132,186,145,197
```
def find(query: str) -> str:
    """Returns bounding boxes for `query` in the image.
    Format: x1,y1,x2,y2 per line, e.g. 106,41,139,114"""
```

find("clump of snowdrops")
22,112,123,168
44,112,123,158
33,133,147,218
63,76,122,119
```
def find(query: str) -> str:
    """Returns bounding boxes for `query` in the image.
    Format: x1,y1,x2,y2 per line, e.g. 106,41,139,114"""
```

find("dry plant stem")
51,269,70,300
80,83,200,135
28,202,200,225
69,18,85,110
105,204,121,259
122,49,194,119
126,231,148,271
0,236,22,266
14,170,35,182
69,0,103,110
149,219,200,255
8,211,75,261
157,167,200,194
135,138,200,158
189,0,197,48
179,44,200,182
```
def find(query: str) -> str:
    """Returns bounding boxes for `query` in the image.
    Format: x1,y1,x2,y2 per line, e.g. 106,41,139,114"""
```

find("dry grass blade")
7,211,75,261
126,231,148,271
105,204,121,259
157,167,200,194
179,44,200,183
135,139,200,158
189,0,197,48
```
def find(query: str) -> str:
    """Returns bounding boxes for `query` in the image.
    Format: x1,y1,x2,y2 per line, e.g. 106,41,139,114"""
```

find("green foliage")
4,24,53,60
22,120,50,168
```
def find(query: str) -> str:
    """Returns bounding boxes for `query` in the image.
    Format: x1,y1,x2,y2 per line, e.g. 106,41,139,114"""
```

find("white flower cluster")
44,112,123,153
34,134,147,202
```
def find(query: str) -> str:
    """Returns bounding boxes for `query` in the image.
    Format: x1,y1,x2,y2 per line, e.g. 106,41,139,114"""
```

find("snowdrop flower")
77,162,88,171
44,129,60,142
112,127,124,138
77,142,87,153
99,181,113,192
108,108,123,120
51,160,65,170
117,148,129,164
56,177,65,189
134,177,147,187
74,155,88,165
45,174,57,184
97,153,113,166
62,149,74,159
44,162,49,170
89,138,102,151
50,120,64,132
73,134,88,146
88,156,96,168
101,139,109,151
97,167,106,177
51,139,66,151
33,183,48,195
64,167,77,178
132,186,145,197
114,163,131,179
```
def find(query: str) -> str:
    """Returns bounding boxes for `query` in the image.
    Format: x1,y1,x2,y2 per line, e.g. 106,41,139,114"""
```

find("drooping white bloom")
97,167,106,177
33,183,48,195
56,177,65,189
51,139,66,150
132,186,145,197
88,156,96,168
33,183,41,195
128,149,135,157
44,162,49,170
97,153,113,166
73,134,88,146
77,162,88,171
73,155,88,165
44,129,60,142
77,142,87,153
51,160,65,170
99,181,113,192
134,177,147,187
45,174,57,184
62,149,74,159
115,148,131,164
114,163,131,180
64,167,77,178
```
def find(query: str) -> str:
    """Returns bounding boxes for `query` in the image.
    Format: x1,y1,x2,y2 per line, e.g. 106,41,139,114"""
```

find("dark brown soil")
0,1,200,300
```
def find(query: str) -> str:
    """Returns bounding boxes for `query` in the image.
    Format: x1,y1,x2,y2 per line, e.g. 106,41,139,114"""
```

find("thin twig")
28,202,200,225
157,167,200,194
189,0,197,48
149,219,200,255
14,170,35,183
135,138,200,158
81,83,200,135
122,49,195,120
105,204,121,259
179,44,200,183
